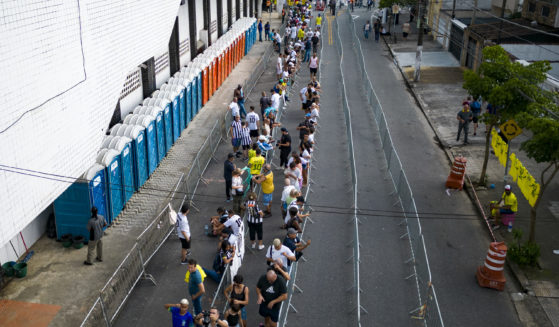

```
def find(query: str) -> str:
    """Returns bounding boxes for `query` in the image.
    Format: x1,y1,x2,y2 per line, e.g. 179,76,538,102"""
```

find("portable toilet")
112,124,148,189
168,77,193,127
96,149,123,224
162,84,186,133
144,97,173,152
124,114,158,176
135,105,166,163
54,163,109,241
107,136,134,203
153,90,180,144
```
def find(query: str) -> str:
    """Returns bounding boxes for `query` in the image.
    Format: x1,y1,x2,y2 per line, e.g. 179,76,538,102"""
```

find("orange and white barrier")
476,242,507,291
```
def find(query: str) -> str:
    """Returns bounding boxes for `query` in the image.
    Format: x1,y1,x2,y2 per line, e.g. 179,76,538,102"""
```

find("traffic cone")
445,156,467,190
476,242,507,291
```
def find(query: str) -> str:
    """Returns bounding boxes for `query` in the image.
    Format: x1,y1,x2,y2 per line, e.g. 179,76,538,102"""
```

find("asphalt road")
113,8,522,327
349,8,521,327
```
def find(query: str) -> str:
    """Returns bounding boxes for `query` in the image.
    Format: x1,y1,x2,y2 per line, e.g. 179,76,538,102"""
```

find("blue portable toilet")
112,124,148,189
169,76,193,126
136,105,165,163
96,149,123,224
144,97,172,154
162,84,186,133
107,136,134,203
124,114,157,176
153,90,180,144
54,163,109,241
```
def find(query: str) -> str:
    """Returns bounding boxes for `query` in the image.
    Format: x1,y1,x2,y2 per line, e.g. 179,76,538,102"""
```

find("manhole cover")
532,280,559,298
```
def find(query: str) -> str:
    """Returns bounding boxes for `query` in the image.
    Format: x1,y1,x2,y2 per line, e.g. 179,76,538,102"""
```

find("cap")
504,185,511,190
180,299,189,305
281,127,288,132
296,196,305,203
259,135,267,141
228,153,235,158
287,228,297,235
305,113,311,117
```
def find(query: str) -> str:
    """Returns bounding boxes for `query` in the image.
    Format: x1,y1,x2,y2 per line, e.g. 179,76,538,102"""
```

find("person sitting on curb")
490,184,518,230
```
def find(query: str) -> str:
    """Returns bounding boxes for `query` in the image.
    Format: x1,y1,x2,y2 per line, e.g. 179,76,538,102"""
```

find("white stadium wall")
0,0,185,259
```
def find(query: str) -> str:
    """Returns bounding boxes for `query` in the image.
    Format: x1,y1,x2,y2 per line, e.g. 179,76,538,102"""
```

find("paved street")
114,7,525,327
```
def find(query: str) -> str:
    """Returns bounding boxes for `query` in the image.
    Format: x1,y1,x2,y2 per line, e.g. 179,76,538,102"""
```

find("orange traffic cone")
446,156,467,190
476,242,507,291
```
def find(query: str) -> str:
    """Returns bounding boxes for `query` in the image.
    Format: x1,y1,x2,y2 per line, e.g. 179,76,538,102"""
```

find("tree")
378,0,415,8
462,45,551,186
516,102,559,242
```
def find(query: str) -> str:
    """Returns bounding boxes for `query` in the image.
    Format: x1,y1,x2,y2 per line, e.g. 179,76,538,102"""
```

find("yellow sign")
499,120,522,141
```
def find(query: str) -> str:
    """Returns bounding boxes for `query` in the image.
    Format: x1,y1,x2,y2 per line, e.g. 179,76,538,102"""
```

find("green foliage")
462,46,551,125
508,228,541,267
378,0,415,9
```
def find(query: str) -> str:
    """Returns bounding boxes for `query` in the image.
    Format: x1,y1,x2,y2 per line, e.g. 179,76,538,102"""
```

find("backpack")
212,251,224,274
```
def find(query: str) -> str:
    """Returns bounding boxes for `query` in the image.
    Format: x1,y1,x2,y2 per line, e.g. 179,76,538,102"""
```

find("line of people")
167,3,322,327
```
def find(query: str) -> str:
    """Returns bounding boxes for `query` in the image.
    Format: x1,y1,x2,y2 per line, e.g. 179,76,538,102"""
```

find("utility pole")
414,0,424,82
471,0,478,26
497,0,507,44
451,0,456,19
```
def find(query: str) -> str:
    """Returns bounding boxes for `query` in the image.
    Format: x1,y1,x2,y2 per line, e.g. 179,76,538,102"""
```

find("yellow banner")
491,128,540,207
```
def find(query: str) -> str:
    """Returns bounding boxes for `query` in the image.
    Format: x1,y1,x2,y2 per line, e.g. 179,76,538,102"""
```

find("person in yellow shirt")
490,184,518,229
316,14,322,27
248,148,265,190
248,143,257,162
253,164,274,217
297,27,305,41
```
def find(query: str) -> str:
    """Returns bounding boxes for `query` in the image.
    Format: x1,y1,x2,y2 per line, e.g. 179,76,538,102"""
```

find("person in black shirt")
224,153,236,201
278,127,292,168
296,114,313,140
256,270,287,327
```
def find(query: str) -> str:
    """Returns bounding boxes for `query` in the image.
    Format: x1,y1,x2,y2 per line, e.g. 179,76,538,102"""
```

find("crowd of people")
167,3,321,327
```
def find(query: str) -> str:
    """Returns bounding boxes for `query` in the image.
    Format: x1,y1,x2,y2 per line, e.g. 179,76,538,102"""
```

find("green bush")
508,229,540,267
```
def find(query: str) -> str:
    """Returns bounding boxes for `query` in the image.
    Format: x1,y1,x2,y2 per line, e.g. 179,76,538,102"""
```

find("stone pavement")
0,18,283,327
382,9,559,327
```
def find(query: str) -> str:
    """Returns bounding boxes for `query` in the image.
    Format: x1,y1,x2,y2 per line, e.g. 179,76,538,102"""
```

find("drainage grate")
532,280,559,298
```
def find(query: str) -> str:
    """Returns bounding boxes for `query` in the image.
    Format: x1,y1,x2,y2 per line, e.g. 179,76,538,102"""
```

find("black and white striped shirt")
231,120,243,139
245,200,263,224
241,127,252,146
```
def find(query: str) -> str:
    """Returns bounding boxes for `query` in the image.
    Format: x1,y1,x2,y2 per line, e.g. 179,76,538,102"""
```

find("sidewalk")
0,19,283,327
383,10,559,327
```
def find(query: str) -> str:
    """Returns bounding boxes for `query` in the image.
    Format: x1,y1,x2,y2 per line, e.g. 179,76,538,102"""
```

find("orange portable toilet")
220,52,225,85
241,33,246,57
202,64,208,105
476,242,507,291
226,45,231,76
216,54,221,88
212,56,217,92
208,58,214,97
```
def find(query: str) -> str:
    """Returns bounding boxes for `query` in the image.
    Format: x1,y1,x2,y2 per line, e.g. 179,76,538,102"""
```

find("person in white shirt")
281,179,297,219
266,238,296,269
223,210,243,236
276,54,283,79
176,204,191,264
229,97,240,118
271,89,281,111
246,106,260,140
290,24,297,41
309,103,320,124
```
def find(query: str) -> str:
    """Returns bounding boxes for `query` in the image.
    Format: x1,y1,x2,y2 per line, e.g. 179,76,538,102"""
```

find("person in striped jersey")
240,121,252,160
245,192,265,250
229,115,243,157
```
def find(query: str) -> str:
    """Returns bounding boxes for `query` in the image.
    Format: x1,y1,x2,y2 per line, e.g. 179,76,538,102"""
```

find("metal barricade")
341,9,444,326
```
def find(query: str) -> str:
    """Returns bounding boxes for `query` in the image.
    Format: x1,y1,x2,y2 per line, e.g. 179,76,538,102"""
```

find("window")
528,2,536,13
541,6,550,17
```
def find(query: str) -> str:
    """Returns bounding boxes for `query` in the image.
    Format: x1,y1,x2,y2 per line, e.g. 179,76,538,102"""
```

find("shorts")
500,209,514,215
472,115,479,123
250,129,260,138
242,144,250,150
241,306,247,320
310,67,318,74
262,192,273,206
259,303,280,322
232,138,241,147
180,237,190,249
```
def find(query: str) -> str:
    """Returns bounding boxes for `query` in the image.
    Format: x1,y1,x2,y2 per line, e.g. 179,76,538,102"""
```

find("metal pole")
451,0,456,19
497,0,507,44
471,0,478,25
413,0,424,82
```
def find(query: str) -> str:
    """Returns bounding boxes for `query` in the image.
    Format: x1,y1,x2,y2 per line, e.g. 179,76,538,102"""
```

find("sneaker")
473,132,477,136
226,197,232,202
96,257,103,262
181,259,188,265
252,243,256,249
258,244,266,250
83,261,93,266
